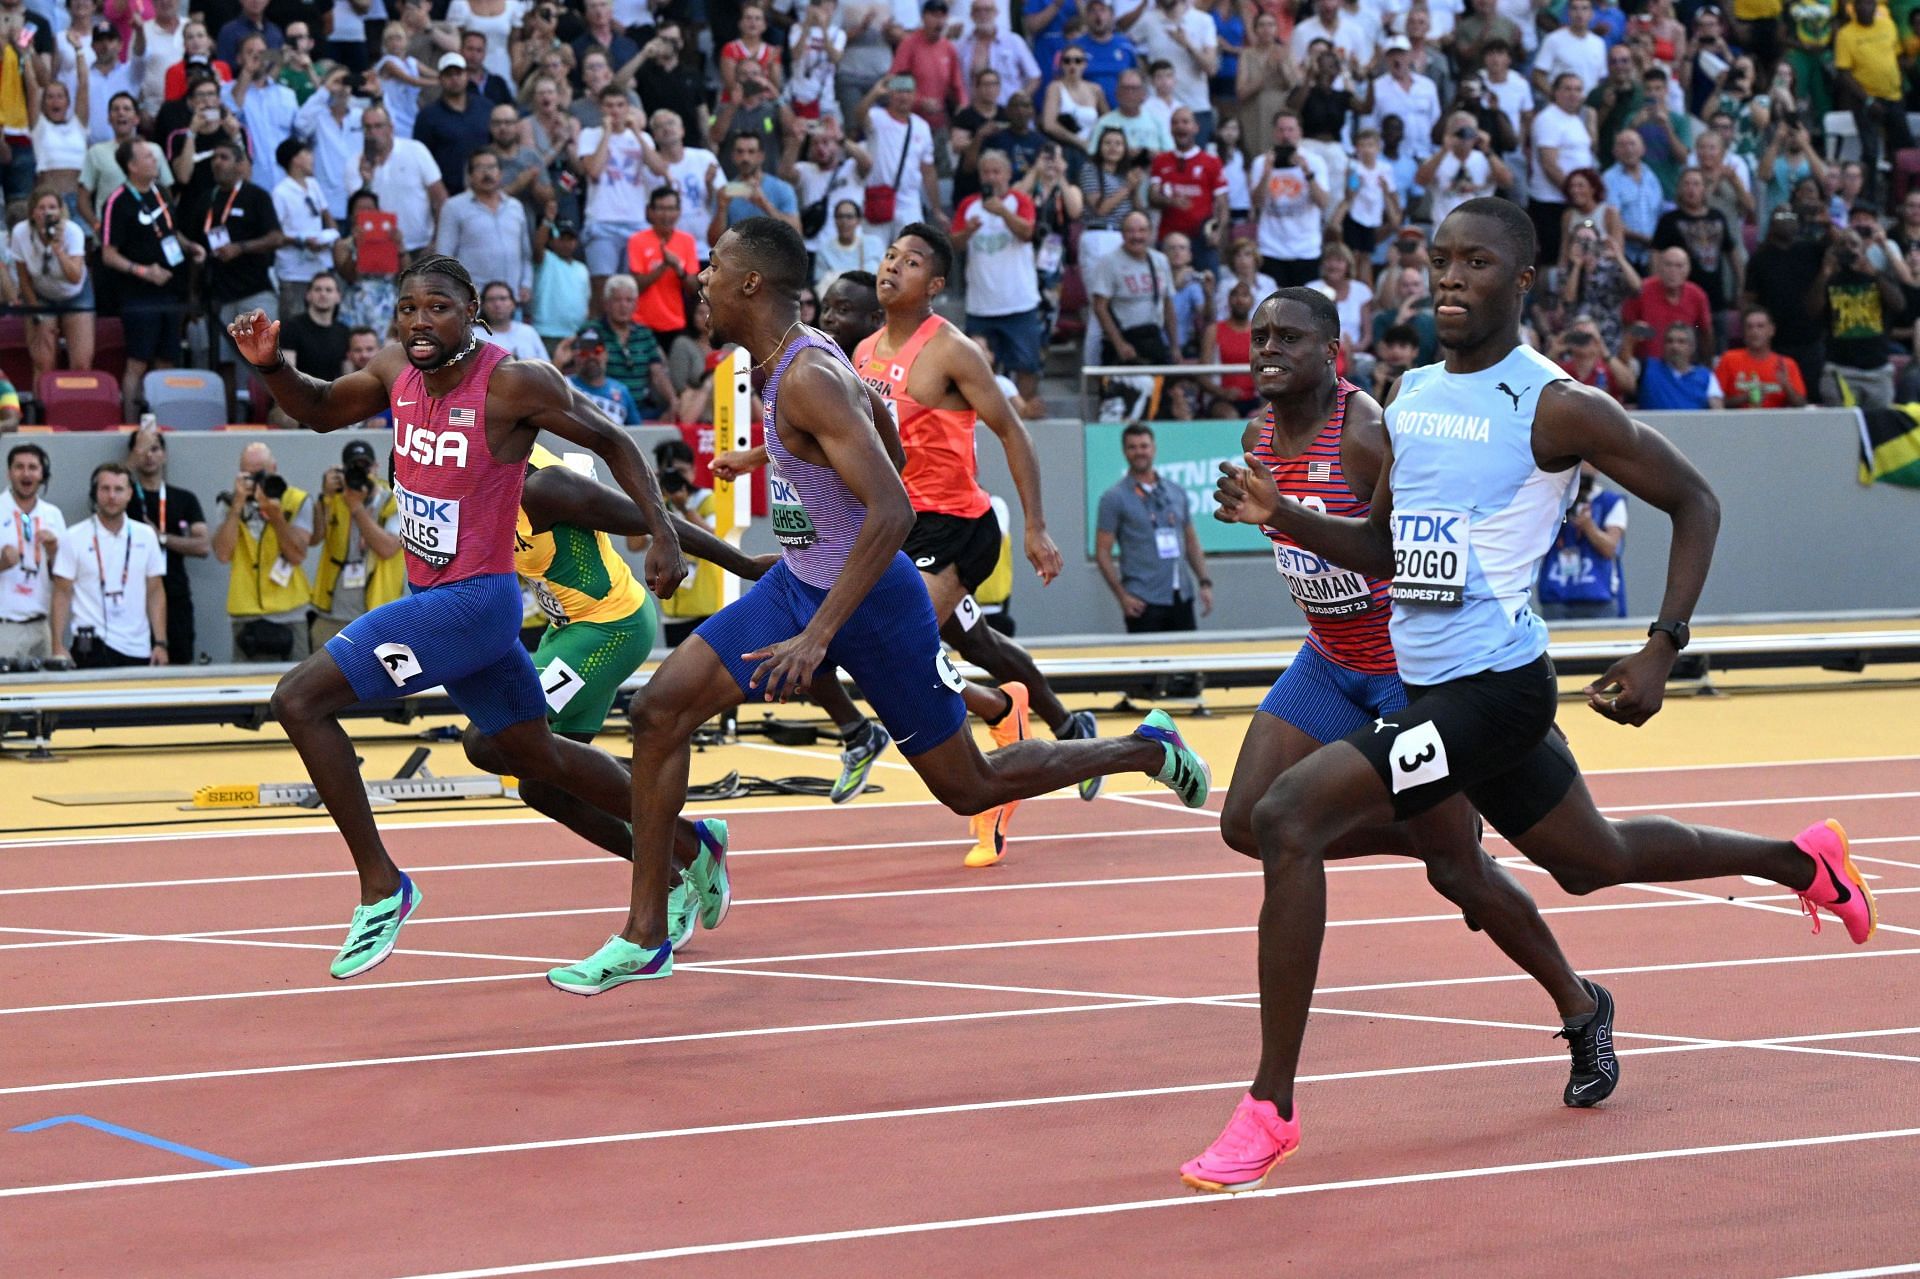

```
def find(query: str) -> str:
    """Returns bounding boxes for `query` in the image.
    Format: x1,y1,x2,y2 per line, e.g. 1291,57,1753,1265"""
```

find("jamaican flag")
1857,404,1920,487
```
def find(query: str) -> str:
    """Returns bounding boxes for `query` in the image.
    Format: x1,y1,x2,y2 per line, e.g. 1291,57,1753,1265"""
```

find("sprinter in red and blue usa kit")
227,255,689,981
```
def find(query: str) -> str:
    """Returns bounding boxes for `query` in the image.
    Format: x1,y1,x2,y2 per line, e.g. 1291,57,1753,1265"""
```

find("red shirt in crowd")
626,227,699,333
1622,279,1713,360
888,34,965,130
1150,147,1227,244
1713,348,1807,407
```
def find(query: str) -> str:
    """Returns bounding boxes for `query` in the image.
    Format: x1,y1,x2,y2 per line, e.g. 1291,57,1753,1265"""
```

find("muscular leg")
904,722,1161,816
808,668,868,734
1223,712,1591,1020
271,651,403,904
621,635,750,947
941,613,1071,734
1510,774,1815,898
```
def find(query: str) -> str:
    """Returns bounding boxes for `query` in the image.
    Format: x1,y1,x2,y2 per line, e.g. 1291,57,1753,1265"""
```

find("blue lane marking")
11,1115,250,1170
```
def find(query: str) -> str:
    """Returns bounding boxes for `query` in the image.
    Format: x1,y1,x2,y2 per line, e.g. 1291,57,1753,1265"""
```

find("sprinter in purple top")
545,218,1216,995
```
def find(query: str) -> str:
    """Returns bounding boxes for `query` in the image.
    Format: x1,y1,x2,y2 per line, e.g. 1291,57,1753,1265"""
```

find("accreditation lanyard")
92,526,132,611
136,483,167,539
12,511,33,567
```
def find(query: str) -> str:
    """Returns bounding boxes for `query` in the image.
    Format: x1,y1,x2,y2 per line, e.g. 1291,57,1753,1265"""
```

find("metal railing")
1076,363,1247,421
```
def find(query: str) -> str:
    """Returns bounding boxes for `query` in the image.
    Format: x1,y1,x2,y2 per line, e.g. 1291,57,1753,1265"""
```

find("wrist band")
248,354,287,375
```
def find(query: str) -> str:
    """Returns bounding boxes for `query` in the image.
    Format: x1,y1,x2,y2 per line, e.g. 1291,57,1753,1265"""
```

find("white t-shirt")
52,517,165,659
1483,72,1533,146
0,494,66,622
369,138,443,252
481,320,550,361
1308,277,1374,345
446,0,525,81
1370,74,1441,159
1131,6,1219,113
577,126,655,225
331,0,389,43
1428,148,1496,224
139,18,187,115
641,146,721,259
864,106,933,208
797,155,865,251
31,116,88,173
1345,157,1396,228
1535,28,1607,98
787,23,846,110
8,218,87,302
1290,14,1375,66
1529,105,1595,204
1087,245,1173,332
956,190,1041,317
1252,149,1331,262
815,231,886,286
1215,269,1279,319
273,174,337,283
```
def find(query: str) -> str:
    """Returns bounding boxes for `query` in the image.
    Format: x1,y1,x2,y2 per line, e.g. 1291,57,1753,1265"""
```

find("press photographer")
49,464,168,669
309,440,403,647
212,442,313,663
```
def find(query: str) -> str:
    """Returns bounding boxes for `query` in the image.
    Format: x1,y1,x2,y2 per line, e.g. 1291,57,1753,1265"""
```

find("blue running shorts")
695,551,968,756
324,572,547,737
1258,642,1410,744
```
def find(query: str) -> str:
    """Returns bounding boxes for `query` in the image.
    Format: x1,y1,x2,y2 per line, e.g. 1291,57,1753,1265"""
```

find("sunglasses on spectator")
1062,56,1086,64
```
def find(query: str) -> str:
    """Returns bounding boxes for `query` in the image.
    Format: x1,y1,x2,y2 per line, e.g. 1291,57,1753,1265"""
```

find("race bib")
952,592,982,631
534,579,568,625
1273,542,1372,618
541,656,584,712
1391,510,1469,608
767,473,818,549
395,482,460,569
1154,527,1181,560
1388,720,1450,794
934,650,967,694
267,557,293,588
340,560,368,590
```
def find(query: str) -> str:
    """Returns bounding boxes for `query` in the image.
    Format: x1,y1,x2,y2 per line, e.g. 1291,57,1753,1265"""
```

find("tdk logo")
396,420,469,467
397,489,453,521
1394,513,1460,543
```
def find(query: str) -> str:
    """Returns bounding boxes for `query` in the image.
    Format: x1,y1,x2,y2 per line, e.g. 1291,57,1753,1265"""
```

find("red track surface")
5,758,1920,1277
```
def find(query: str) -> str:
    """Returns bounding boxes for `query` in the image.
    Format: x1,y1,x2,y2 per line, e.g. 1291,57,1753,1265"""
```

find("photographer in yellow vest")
212,441,314,662
309,440,405,648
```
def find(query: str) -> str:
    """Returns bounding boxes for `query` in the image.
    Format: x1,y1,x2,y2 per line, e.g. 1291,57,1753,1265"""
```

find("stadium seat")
0,314,30,398
143,369,227,430
36,370,122,431
1825,111,1861,164
1054,265,1088,346
92,316,127,386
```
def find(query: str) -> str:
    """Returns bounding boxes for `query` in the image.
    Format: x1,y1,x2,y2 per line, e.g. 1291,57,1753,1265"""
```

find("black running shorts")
903,510,1002,592
1343,653,1580,839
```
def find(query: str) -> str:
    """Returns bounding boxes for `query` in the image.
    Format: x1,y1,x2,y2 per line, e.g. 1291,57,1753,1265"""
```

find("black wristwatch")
1647,619,1691,651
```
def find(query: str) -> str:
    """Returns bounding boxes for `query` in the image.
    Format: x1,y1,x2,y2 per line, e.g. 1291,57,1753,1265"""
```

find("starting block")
189,748,519,810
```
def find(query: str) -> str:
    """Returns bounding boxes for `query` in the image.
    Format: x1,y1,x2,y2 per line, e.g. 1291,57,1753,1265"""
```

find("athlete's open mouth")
408,338,440,357
1256,362,1288,377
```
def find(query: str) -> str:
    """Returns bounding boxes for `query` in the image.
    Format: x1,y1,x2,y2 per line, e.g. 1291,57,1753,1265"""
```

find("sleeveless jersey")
763,328,869,590
1384,343,1577,686
513,445,651,627
390,340,524,589
1250,378,1396,676
852,313,992,519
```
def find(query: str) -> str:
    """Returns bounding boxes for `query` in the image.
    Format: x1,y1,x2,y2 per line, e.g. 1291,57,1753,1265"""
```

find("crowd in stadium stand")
2,0,1919,432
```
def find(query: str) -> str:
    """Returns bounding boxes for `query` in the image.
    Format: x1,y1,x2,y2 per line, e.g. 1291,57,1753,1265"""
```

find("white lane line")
1778,1267,1920,1279
0,1040,1743,1200
383,1125,1920,1276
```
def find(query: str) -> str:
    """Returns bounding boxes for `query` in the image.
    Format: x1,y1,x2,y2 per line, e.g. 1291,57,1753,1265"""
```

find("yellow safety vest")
311,488,406,613
226,485,313,616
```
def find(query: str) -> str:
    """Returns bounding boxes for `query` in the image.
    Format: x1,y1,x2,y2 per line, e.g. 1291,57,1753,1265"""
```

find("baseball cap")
341,440,377,468
553,218,579,236
574,326,606,348
92,21,119,40
438,51,468,72
1382,34,1411,52
924,0,950,10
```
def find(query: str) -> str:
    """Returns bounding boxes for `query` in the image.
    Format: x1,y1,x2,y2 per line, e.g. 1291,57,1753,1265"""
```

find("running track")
4,757,1920,1277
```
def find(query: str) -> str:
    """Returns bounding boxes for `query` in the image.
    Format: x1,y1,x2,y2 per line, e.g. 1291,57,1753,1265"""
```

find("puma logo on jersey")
395,419,470,467
1495,382,1528,411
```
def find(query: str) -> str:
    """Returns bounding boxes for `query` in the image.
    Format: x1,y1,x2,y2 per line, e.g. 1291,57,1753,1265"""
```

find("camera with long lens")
251,471,288,501
343,459,374,493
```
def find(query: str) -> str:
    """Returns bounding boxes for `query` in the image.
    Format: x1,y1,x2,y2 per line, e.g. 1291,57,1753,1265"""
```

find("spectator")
1560,213,1641,352
719,3,782,103
435,149,534,303
1533,0,1605,99
1334,125,1400,285
211,441,312,663
1623,246,1713,360
959,0,1041,105
882,1,964,131
1290,0,1372,65
1370,321,1419,399
1163,231,1208,355
292,64,367,218
1653,167,1738,317
1197,278,1256,412
184,137,284,414
667,296,722,404
215,0,281,69
278,19,320,103
1150,105,1227,273
786,0,845,125
83,27,137,148
1638,322,1724,409
1742,207,1830,396
948,67,1006,203
124,424,208,664
1094,422,1211,632
1835,0,1910,199
1041,39,1108,168
1585,39,1641,161
1450,0,1521,74
597,274,675,417
1233,11,1295,153
1535,464,1627,620
1079,125,1147,264
566,324,643,424
133,0,185,115
531,215,588,347
327,1,378,81
1071,0,1141,110
1215,236,1277,320
100,139,204,418
709,131,801,254
278,271,351,376
1830,161,1868,229
229,33,298,190
1094,67,1173,154
78,90,169,235
1528,73,1596,267
1089,209,1176,365
475,278,548,360
1548,310,1638,403
374,22,433,140
361,104,445,255
414,50,493,197
1293,45,1359,199
271,137,338,318
625,185,698,335
1893,188,1920,255
1369,36,1439,159
1758,116,1827,224
12,186,93,381
1309,242,1372,355
0,443,62,663
988,90,1047,183
1477,39,1532,163
335,189,400,330
461,28,513,108
0,374,17,431
169,73,249,209
1603,128,1663,268
815,198,886,284
1810,225,1901,407
1629,66,1692,199
643,107,719,264
954,148,1045,415
860,73,942,240
341,328,392,429
1130,0,1218,140
1715,307,1809,407
50,462,167,668
571,83,659,312
309,438,404,648
1419,111,1510,228
1373,261,1439,362
1250,110,1330,286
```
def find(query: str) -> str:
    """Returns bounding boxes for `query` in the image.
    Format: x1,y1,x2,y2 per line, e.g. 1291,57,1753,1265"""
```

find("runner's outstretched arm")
227,315,404,429
522,464,771,581
945,332,1061,581
1216,437,1396,580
